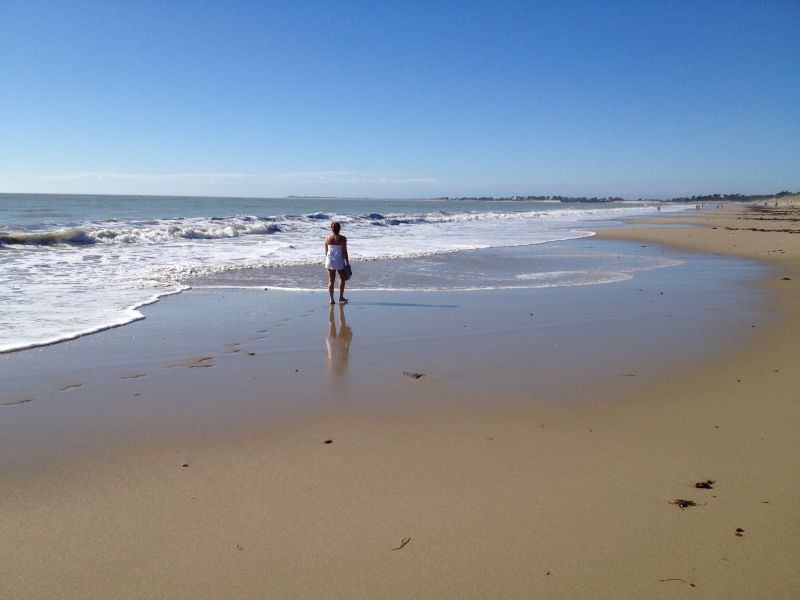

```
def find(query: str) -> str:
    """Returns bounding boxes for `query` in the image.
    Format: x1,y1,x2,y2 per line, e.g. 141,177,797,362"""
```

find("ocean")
0,193,687,353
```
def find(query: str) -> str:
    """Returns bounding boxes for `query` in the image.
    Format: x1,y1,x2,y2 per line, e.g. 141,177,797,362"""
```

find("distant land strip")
438,191,798,203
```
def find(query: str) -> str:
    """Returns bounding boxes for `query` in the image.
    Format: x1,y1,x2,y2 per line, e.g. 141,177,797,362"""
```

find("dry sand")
1,201,799,599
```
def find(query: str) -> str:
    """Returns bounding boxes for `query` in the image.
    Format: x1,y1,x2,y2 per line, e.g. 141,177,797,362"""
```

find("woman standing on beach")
324,221,350,305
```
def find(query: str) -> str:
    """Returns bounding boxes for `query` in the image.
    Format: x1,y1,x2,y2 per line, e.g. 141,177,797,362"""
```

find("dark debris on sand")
403,371,426,379
0,396,36,406
670,499,706,510
391,537,411,551
659,578,696,588
695,479,715,489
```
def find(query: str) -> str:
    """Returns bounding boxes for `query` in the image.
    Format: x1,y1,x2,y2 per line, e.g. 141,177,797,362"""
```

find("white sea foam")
0,197,689,353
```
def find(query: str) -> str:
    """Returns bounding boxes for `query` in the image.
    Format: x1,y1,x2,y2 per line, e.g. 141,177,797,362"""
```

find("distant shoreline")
2,190,796,203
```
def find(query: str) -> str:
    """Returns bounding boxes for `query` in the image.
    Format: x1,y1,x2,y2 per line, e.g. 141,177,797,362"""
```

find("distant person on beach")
324,221,350,305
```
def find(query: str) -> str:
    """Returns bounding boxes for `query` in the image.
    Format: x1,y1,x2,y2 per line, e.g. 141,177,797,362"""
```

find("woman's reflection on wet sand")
326,304,352,377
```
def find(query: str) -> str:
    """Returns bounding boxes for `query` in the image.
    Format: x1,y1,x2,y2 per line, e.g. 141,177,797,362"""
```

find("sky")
1,1,798,199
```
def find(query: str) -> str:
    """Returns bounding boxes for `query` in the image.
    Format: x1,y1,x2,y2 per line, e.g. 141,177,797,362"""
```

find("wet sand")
1,201,798,599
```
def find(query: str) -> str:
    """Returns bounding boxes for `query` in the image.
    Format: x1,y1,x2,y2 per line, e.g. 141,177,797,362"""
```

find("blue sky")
1,1,798,198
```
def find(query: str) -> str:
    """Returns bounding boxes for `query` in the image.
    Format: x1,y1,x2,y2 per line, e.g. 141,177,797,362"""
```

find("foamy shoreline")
1,194,685,355
1,200,798,598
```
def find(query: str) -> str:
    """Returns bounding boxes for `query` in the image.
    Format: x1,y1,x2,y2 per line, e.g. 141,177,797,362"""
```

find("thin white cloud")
34,170,437,186
7,170,788,199
0,169,444,198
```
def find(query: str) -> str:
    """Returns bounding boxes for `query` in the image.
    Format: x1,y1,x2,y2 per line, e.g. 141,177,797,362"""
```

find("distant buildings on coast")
439,191,797,203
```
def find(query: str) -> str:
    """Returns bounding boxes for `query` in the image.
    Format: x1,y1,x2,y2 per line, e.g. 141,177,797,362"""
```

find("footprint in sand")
166,357,215,368
1,396,36,407
120,372,147,380
57,382,84,392
222,343,242,354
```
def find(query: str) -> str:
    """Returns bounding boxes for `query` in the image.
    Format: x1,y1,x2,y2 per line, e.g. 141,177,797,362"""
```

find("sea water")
0,194,687,353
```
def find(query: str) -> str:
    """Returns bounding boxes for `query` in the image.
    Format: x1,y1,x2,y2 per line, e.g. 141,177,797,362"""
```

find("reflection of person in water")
326,304,352,377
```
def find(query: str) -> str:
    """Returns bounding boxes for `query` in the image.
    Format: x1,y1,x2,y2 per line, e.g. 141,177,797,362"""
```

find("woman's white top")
325,244,346,270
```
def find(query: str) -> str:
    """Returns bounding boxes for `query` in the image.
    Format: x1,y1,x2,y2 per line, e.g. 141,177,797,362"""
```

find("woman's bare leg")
337,269,347,303
327,270,336,304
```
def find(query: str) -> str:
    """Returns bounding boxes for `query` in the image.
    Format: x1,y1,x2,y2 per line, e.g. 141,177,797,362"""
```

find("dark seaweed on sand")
670,499,706,510
403,371,426,379
695,479,715,489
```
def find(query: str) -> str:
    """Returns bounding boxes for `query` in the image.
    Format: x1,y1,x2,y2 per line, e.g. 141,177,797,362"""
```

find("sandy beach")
1,201,799,599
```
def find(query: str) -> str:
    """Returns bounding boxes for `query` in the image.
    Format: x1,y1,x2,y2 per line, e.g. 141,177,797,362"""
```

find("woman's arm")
324,236,329,257
342,238,349,264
